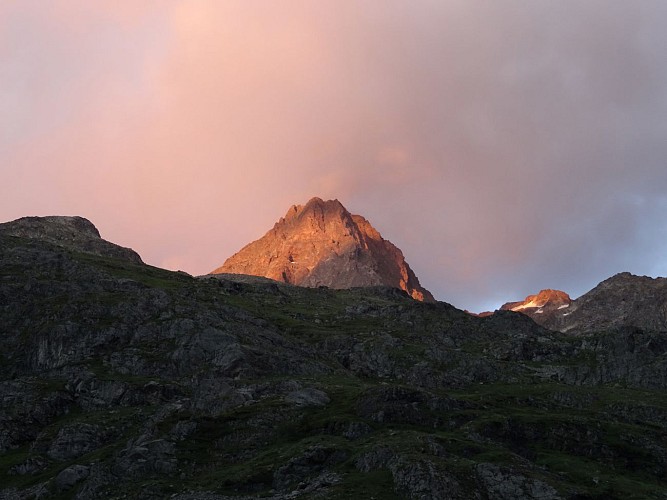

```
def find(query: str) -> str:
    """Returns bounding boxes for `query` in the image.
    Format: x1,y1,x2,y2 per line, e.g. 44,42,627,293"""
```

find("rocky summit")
211,197,434,302
499,289,572,328
2,216,667,499
499,275,667,334
0,216,142,264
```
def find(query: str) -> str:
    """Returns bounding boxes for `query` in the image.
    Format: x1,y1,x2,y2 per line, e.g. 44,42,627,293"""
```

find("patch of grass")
537,450,666,498
72,251,192,290
327,469,399,499
0,447,31,477
184,433,352,494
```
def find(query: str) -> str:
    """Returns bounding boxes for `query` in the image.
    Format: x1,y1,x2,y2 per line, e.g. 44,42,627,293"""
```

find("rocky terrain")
0,216,142,264
211,197,434,301
1,216,667,499
498,275,667,334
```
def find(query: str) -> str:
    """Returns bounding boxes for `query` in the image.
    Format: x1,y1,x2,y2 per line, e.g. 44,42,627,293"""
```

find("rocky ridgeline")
211,197,434,301
556,272,667,333
0,215,142,264
1,216,667,498
498,275,667,334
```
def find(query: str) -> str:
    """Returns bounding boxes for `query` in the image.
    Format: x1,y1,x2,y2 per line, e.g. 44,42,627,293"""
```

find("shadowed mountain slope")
498,275,667,334
1,217,667,498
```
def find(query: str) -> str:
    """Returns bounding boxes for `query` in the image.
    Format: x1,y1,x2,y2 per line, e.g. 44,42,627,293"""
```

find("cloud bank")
3,1,667,311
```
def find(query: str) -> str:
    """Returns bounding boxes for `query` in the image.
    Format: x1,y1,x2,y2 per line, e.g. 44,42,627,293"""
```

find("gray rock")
355,446,395,472
47,423,108,461
284,388,330,407
0,483,50,500
72,463,116,499
341,421,373,440
389,457,464,499
476,463,562,500
55,464,90,492
114,438,177,477
170,420,198,441
8,456,48,476
273,446,347,491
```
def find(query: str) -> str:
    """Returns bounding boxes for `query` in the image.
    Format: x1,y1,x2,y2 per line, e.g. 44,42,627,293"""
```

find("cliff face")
212,197,434,301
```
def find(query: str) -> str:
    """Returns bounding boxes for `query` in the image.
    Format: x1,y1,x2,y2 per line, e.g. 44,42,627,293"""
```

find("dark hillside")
1,225,666,499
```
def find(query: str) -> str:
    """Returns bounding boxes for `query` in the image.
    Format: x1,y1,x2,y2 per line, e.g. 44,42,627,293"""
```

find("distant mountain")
211,197,434,301
0,215,142,263
499,289,572,328
499,273,667,333
554,272,667,333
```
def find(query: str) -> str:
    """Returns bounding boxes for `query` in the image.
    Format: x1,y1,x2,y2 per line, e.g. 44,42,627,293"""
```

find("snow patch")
535,309,544,314
511,299,544,311
557,304,570,310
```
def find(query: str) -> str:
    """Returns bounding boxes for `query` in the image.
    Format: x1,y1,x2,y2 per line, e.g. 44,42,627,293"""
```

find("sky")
3,1,667,312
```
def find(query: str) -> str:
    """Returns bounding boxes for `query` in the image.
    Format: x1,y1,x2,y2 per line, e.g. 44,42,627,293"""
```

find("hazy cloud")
3,1,667,311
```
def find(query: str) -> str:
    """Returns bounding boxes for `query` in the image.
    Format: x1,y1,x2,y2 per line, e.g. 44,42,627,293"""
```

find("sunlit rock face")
211,197,434,301
502,289,572,313
498,289,573,328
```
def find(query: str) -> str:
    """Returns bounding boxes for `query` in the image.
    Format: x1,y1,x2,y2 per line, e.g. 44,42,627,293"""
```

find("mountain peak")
282,197,349,222
501,289,572,313
305,196,337,208
555,272,667,333
490,272,667,333
212,198,434,301
1,215,101,238
493,288,573,329
601,271,649,286
0,215,143,264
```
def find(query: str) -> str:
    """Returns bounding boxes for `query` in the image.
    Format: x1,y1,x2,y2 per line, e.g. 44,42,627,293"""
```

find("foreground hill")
1,217,667,498
211,197,434,301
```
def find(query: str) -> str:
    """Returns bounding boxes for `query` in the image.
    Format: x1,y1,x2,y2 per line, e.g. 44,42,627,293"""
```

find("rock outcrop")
0,215,142,263
211,197,434,301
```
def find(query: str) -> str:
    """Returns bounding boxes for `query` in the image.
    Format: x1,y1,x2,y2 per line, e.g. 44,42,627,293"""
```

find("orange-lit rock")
499,289,572,327
501,289,572,313
211,197,434,301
